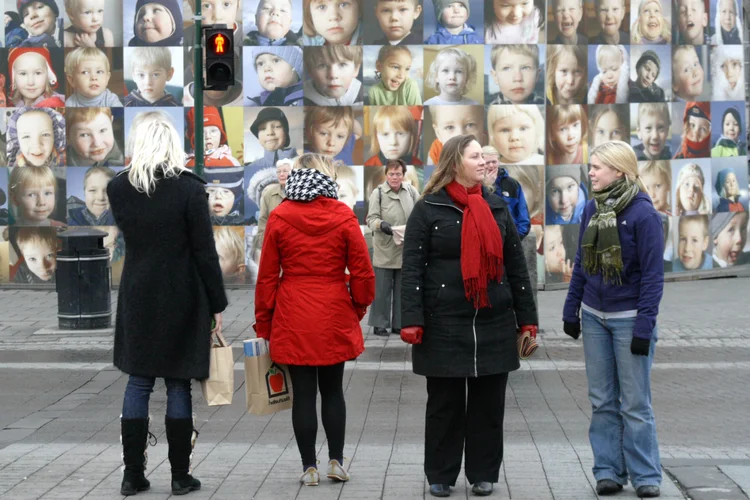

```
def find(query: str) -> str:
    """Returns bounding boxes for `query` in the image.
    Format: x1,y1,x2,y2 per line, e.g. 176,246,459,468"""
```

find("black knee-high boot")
165,417,201,495
120,418,152,496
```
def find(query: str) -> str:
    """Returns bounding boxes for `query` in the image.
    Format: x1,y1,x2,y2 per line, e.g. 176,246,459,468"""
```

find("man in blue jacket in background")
483,146,530,240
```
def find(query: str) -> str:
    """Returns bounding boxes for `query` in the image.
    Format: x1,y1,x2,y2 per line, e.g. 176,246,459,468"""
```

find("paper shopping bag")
517,330,539,360
244,347,293,415
201,332,235,406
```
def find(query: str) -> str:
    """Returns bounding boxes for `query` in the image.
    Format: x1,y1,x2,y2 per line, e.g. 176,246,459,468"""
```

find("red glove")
353,303,367,321
520,325,538,339
400,326,423,345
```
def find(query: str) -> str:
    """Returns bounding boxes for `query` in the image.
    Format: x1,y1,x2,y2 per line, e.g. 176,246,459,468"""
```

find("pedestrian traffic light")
204,26,234,90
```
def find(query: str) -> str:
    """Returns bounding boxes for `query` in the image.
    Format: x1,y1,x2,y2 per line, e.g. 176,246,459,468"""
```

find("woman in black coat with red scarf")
400,135,538,498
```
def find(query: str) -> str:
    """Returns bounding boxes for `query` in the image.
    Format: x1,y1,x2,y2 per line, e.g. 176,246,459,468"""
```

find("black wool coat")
401,187,538,378
107,169,228,380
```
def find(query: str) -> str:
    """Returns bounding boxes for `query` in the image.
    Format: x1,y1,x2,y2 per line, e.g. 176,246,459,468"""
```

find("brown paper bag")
244,350,293,415
517,330,539,360
201,332,235,406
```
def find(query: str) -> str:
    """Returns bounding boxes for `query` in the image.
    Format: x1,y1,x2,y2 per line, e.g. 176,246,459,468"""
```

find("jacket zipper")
424,200,463,213
425,200,479,378
425,199,478,376
472,308,478,378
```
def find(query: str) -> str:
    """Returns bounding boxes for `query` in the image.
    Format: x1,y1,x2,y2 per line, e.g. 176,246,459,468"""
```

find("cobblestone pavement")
0,277,748,499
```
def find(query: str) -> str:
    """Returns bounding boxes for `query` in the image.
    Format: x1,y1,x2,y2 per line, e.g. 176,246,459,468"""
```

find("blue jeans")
582,310,661,488
122,375,192,419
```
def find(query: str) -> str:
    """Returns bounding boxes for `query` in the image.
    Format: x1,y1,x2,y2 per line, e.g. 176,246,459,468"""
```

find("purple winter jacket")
562,192,664,340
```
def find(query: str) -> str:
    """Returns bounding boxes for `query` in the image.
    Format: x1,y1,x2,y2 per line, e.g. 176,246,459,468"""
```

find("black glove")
563,322,581,340
380,221,393,235
630,337,650,356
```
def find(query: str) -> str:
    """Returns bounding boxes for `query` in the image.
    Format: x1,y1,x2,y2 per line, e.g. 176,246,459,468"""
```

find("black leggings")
288,363,346,469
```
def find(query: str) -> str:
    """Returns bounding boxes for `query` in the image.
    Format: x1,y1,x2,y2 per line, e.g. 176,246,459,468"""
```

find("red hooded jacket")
254,197,375,366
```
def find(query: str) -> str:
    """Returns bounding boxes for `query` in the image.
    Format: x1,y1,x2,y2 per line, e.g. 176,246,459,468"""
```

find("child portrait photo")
244,106,303,168
244,0,303,46
711,101,746,157
422,0,483,44
587,0,629,44
485,44,545,105
63,0,121,47
364,0,424,45
629,45,670,102
364,44,424,106
123,46,183,106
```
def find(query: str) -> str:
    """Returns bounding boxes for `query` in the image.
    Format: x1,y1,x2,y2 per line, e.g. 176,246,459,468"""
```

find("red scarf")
674,135,710,159
445,181,504,309
596,84,617,104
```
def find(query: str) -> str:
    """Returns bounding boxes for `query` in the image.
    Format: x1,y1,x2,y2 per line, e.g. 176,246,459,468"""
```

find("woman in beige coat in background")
366,159,420,336
252,159,293,262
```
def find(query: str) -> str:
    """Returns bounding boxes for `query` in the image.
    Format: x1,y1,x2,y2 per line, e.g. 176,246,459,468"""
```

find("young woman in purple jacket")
562,140,664,498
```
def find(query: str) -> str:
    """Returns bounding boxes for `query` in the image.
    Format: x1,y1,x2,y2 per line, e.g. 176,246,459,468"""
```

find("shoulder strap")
378,187,383,220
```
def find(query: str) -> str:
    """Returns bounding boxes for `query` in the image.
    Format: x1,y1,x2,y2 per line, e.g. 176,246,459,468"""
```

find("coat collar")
118,167,207,185
425,185,506,210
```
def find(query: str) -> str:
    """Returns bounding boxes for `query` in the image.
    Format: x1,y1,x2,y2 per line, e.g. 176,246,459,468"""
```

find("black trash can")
56,228,112,330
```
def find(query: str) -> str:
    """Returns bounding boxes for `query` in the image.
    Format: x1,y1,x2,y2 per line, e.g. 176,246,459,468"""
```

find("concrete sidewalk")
0,278,748,499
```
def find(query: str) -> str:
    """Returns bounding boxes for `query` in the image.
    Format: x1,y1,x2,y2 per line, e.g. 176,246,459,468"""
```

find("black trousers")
424,373,509,485
288,363,346,469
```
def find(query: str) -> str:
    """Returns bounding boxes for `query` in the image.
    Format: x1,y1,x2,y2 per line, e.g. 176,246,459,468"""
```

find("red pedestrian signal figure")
213,34,225,54
204,27,234,89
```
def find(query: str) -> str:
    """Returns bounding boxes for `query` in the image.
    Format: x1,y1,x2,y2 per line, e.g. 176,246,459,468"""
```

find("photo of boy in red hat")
185,106,242,168
674,101,711,159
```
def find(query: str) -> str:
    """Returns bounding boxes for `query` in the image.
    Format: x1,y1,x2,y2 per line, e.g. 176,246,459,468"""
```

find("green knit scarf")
581,177,640,284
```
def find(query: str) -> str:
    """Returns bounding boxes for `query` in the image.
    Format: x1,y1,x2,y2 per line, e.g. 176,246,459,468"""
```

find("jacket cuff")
401,313,424,328
633,317,654,340
253,321,271,340
562,314,580,324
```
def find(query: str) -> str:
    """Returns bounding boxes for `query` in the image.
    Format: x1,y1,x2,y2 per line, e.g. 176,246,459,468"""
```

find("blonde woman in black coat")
400,135,538,497
107,112,228,497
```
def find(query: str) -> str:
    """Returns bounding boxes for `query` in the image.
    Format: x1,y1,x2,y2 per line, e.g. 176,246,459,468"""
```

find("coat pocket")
489,280,513,311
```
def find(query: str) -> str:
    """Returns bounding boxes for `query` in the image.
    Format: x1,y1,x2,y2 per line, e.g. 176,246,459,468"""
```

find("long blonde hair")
589,141,647,192
422,134,477,197
127,112,187,195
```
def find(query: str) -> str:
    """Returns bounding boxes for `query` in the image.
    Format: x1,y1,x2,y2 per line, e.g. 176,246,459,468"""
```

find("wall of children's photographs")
0,0,748,288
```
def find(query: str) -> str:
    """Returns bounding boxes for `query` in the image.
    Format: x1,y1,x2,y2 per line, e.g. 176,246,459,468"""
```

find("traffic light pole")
193,3,204,177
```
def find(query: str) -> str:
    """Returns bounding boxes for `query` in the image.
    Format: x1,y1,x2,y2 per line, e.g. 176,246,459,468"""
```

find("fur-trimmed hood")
247,167,279,206
711,0,742,44
588,45,630,104
711,45,745,100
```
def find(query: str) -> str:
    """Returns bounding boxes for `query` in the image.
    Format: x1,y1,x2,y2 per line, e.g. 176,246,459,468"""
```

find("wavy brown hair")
422,134,477,197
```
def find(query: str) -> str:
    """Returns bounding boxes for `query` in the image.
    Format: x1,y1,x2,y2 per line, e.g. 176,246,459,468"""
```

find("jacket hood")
630,191,654,209
274,197,356,236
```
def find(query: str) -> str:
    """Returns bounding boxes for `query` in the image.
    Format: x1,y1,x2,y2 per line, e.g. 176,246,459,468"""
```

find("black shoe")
471,481,493,496
120,418,151,496
121,472,151,496
596,479,623,495
391,328,401,335
636,485,660,497
165,417,202,495
373,327,389,337
172,475,202,495
429,484,451,497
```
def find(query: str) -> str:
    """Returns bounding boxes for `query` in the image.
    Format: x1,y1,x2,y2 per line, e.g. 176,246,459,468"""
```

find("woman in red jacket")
254,153,375,487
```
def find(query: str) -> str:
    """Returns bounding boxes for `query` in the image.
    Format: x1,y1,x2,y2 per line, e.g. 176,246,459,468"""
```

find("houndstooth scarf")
581,177,640,284
284,168,339,202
